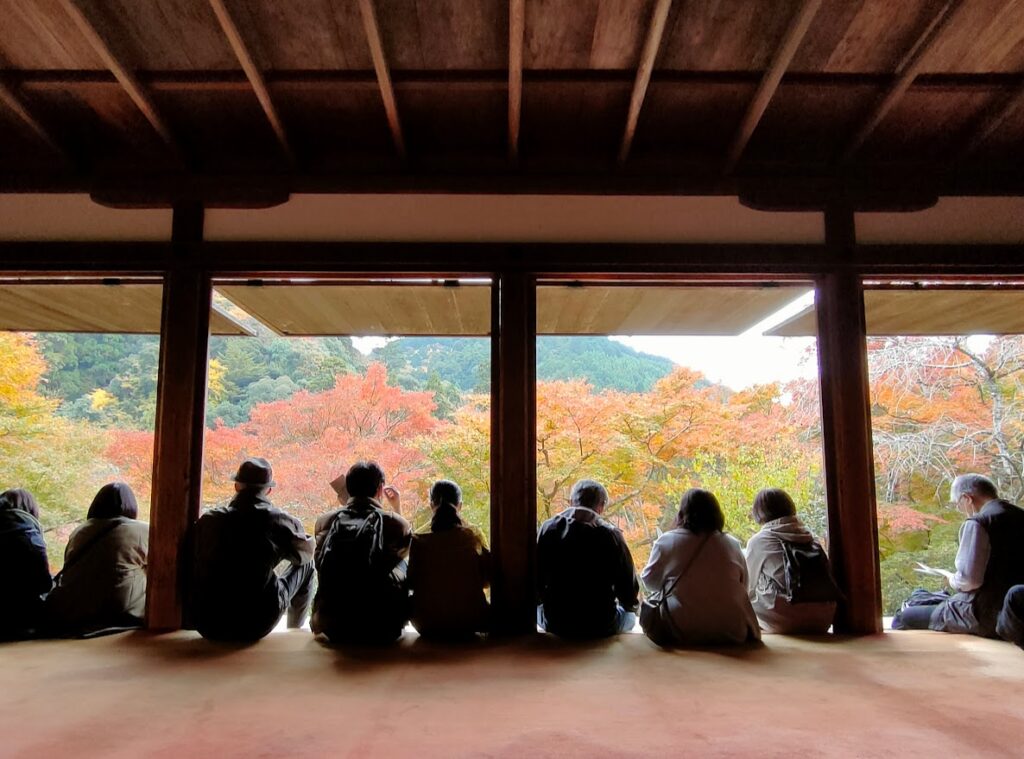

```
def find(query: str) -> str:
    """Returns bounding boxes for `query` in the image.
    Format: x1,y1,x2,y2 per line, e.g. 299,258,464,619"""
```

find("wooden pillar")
146,203,211,630
490,268,537,634
816,203,882,634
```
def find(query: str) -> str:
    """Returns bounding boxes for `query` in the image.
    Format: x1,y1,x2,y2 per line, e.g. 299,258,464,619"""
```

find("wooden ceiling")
1,1,1024,199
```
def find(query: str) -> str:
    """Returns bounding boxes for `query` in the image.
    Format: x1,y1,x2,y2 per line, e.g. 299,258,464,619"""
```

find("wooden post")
816,203,883,634
490,268,537,635
146,203,211,630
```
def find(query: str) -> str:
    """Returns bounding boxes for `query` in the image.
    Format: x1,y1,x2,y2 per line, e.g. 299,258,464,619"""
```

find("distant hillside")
372,336,674,394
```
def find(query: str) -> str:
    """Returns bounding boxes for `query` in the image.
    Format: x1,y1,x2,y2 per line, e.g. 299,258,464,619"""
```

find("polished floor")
1,629,1022,758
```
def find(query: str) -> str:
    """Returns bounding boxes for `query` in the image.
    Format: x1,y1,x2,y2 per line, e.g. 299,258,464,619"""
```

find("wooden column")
146,203,211,630
815,204,883,634
490,268,537,635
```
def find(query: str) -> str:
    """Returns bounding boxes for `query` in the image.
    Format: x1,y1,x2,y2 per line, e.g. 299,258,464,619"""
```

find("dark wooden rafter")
617,0,673,165
357,0,406,159
56,0,180,155
957,79,1024,160
723,0,822,175
208,0,295,165
839,0,965,164
508,0,525,161
0,80,67,159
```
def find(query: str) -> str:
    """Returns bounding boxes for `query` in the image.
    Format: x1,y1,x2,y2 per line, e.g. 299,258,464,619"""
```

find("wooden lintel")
56,0,180,155
508,0,525,161
208,0,295,165
839,0,964,164
357,0,406,159
723,0,822,175
617,0,673,165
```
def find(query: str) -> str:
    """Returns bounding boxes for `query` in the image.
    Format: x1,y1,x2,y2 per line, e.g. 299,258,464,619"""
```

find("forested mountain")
36,333,674,427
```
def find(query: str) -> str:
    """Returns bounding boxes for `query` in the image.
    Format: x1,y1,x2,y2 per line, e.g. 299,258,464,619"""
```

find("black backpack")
317,509,393,596
780,539,843,604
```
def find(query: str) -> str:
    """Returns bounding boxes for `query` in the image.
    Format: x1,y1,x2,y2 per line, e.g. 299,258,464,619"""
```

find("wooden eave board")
536,286,803,335
0,284,250,335
216,284,492,336
767,290,1024,337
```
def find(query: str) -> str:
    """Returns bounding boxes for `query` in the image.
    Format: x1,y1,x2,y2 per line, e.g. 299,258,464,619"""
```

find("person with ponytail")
407,480,490,639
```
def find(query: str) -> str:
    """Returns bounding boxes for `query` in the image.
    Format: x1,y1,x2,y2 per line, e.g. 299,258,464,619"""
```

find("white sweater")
641,528,760,645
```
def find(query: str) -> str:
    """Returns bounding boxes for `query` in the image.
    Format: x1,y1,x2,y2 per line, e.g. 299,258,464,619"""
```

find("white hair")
951,474,998,501
570,479,608,511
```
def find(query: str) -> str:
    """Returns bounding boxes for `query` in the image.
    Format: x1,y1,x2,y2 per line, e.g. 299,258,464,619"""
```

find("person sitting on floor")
0,489,53,640
745,488,838,634
45,482,148,636
191,457,314,642
311,461,413,644
892,473,1024,637
996,585,1024,650
536,479,639,638
407,479,490,639
641,488,760,646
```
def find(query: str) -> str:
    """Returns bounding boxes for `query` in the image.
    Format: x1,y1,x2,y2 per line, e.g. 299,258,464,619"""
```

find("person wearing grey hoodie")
745,488,836,634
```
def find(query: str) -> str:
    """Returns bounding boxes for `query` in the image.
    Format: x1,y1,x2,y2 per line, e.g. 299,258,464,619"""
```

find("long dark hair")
87,482,139,520
673,488,725,534
429,479,463,532
0,488,40,519
752,488,797,525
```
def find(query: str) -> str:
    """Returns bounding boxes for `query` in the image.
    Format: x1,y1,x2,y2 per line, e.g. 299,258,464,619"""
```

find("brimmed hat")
233,457,276,488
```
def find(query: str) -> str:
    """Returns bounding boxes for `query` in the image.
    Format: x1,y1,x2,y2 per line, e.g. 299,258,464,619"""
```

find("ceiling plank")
208,0,295,165
0,80,67,158
958,79,1024,160
508,0,525,161
357,0,406,159
839,0,965,164
617,0,673,165
723,0,822,175
55,0,180,155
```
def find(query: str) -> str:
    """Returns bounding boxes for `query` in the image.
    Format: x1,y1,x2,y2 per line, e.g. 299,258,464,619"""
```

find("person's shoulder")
381,510,412,532
315,507,342,532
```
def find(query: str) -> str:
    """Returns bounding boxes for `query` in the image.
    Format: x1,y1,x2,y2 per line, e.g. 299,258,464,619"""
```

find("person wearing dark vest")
191,457,314,642
537,479,640,638
892,473,1024,637
0,489,53,640
311,461,412,644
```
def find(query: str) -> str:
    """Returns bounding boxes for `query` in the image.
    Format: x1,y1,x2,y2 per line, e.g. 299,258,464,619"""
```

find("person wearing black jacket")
0,489,52,640
537,479,640,638
191,457,314,642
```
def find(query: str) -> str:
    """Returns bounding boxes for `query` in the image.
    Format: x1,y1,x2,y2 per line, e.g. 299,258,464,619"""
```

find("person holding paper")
892,473,1024,637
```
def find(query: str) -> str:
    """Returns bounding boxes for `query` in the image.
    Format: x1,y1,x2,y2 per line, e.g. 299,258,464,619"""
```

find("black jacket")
191,491,313,641
536,507,640,638
0,506,52,638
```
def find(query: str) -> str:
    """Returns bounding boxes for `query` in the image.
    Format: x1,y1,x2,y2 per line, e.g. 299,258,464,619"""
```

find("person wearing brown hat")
190,457,315,642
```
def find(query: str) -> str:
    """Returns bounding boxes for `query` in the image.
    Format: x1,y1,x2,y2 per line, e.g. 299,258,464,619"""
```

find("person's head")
430,479,462,511
346,461,386,500
429,479,463,531
950,474,998,516
0,488,40,519
570,479,609,514
752,488,797,525
87,482,139,520
674,488,725,534
232,456,275,496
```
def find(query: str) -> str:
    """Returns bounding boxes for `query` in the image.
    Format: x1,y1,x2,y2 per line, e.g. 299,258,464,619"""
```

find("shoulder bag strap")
53,519,122,585
658,533,713,602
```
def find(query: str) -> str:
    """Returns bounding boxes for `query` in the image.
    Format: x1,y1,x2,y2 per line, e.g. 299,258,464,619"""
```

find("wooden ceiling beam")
357,0,406,159
957,80,1024,160
839,0,965,164
617,0,673,165
208,0,295,165
508,0,525,161
723,0,822,175
0,81,67,159
56,0,180,155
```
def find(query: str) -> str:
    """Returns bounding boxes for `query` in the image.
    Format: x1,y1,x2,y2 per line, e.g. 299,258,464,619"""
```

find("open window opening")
534,278,826,590
203,276,493,552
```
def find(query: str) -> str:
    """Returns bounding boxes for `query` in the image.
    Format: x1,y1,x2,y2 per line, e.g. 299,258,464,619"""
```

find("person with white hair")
892,473,1024,637
536,478,640,638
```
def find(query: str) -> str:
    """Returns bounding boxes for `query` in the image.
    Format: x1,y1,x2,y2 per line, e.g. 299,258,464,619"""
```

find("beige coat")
408,526,490,637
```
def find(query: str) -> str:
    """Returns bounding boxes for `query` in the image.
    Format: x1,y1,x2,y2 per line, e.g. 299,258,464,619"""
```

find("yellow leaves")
207,358,227,403
89,388,117,411
0,333,48,409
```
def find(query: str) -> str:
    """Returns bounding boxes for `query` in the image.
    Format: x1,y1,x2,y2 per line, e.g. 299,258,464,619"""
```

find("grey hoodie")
745,516,835,634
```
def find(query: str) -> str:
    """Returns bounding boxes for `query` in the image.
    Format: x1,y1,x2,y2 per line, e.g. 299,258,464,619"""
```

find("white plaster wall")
0,195,172,241
856,197,1024,244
